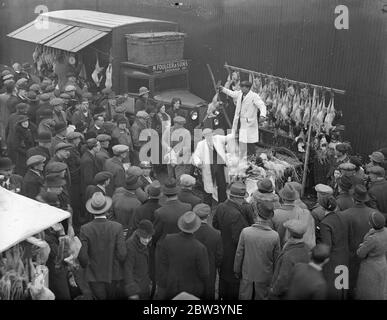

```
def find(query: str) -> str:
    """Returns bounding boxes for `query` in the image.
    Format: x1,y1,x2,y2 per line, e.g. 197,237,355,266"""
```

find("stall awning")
7,19,108,52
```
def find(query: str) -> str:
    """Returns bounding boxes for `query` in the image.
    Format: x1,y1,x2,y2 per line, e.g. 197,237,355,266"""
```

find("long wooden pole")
301,105,314,197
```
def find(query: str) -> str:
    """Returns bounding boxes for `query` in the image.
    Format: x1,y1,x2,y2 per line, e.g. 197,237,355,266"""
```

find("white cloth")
221,87,267,143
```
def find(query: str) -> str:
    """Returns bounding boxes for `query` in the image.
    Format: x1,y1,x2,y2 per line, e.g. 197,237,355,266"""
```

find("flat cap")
29,83,41,93
26,155,46,167
44,84,55,92
180,174,196,187
1,70,11,76
338,162,356,171
66,131,83,141
174,116,186,124
3,79,15,87
136,110,149,118
39,93,51,101
64,84,77,92
368,166,385,177
86,138,98,148
284,219,307,237
60,93,71,99
112,144,129,155
45,161,67,173
94,171,113,185
140,161,152,169
15,78,28,89
193,203,211,219
96,134,111,142
54,142,72,153
2,74,14,81
314,184,333,195
50,98,64,107
126,166,142,177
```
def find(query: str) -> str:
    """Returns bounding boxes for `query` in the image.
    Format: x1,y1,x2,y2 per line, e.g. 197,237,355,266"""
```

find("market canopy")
0,187,70,253
7,18,108,52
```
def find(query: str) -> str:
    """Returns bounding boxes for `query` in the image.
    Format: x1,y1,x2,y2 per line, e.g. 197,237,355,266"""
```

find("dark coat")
318,211,349,300
130,118,149,150
13,123,37,176
132,198,161,229
104,156,125,195
124,233,151,299
212,199,249,282
1,174,23,192
80,150,99,196
157,232,210,300
367,179,387,215
112,187,141,232
50,135,67,157
194,222,223,299
153,199,192,243
96,149,110,173
270,240,310,299
66,147,81,185
341,203,375,295
178,189,202,208
79,218,127,283
336,192,354,211
286,263,327,300
71,110,93,129
21,168,44,199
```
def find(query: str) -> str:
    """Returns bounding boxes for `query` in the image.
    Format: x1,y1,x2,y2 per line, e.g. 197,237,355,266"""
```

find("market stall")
0,187,72,300
222,63,346,196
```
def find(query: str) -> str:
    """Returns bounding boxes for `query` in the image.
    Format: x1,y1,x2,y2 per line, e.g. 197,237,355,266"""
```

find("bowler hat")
370,212,385,230
257,201,274,220
138,86,150,96
0,157,14,171
146,180,161,198
279,184,298,201
178,211,201,234
44,175,66,188
351,184,370,202
37,131,52,144
54,122,67,134
26,155,46,168
137,219,155,238
163,178,179,196
369,151,385,164
257,179,273,193
94,171,113,185
240,80,252,88
125,174,140,190
193,203,211,219
86,192,112,215
230,182,247,198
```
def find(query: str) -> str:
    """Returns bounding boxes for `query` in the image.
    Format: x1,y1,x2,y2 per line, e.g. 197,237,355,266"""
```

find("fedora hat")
163,178,179,196
230,182,247,198
257,179,273,193
351,184,370,202
146,180,161,198
125,174,141,190
178,211,201,234
279,183,298,201
0,157,14,171
86,192,112,215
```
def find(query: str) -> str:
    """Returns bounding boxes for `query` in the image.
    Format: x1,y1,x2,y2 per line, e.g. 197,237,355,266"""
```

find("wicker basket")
125,32,186,65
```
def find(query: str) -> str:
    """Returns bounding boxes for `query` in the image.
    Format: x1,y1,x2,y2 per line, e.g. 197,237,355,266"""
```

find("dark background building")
1,0,386,156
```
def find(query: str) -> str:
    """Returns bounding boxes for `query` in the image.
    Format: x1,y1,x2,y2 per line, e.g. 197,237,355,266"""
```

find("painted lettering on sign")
152,60,189,73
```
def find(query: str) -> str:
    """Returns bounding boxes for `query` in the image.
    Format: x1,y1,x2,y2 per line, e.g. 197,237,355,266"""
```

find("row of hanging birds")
226,71,338,135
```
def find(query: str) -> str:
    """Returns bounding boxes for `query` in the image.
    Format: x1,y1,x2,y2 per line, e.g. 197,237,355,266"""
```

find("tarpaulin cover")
0,187,70,253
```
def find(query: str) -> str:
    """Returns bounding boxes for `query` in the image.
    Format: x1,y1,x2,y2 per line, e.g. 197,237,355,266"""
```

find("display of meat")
105,63,112,90
324,95,336,132
315,95,327,132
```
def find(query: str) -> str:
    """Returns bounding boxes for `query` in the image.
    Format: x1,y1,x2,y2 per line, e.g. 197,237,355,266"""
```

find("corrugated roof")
42,10,174,30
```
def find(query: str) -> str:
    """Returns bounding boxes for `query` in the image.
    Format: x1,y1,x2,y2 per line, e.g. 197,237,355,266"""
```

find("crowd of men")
1,62,387,301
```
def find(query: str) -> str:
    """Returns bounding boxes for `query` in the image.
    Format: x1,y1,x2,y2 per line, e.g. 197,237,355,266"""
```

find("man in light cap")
104,144,129,194
192,127,229,205
130,110,151,160
96,134,112,171
270,219,310,299
21,155,46,199
311,183,334,229
80,138,101,204
178,174,202,208
50,98,67,127
367,166,387,217
234,201,280,300
218,80,267,156
162,115,191,181
135,86,151,114
193,203,223,300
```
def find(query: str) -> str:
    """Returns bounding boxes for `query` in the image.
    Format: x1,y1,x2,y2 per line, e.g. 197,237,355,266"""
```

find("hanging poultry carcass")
311,92,321,132
105,63,113,90
279,93,290,124
324,94,336,133
315,94,328,133
302,97,312,128
290,92,300,121
91,53,104,87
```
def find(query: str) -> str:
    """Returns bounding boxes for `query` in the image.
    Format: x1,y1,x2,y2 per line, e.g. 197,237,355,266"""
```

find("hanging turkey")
91,53,104,87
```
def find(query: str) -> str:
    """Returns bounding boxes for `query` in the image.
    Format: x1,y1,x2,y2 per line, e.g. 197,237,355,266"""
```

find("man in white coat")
192,128,230,205
219,80,267,156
